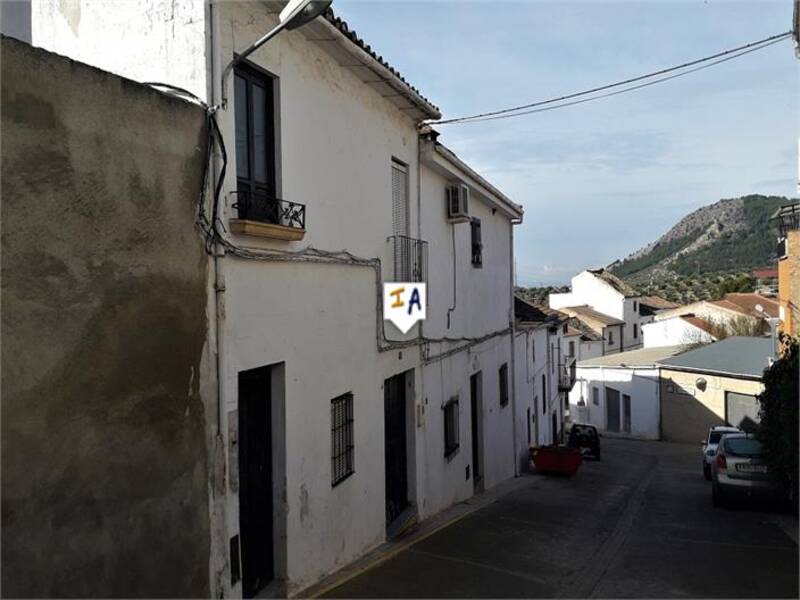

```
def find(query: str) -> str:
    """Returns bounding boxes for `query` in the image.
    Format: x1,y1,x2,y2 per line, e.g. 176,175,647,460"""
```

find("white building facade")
513,299,574,470
549,269,652,352
568,346,689,439
642,316,716,348
6,2,525,597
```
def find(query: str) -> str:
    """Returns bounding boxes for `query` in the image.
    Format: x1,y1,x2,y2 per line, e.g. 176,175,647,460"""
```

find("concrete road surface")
324,438,798,598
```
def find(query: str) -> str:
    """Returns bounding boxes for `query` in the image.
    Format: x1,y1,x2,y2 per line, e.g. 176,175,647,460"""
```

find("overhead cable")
432,31,792,125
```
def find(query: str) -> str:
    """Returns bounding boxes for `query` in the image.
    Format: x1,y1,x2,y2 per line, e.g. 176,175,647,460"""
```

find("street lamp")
220,0,333,108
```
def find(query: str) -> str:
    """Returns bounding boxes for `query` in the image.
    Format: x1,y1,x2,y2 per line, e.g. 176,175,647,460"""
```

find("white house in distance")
550,268,652,353
569,345,689,439
7,2,526,597
645,293,779,348
643,314,717,348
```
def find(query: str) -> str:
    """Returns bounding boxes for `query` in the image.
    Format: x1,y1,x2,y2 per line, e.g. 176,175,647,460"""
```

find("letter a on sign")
383,283,426,334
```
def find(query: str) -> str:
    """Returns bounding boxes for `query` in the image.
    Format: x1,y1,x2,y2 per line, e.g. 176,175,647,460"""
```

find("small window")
592,387,599,406
633,301,637,311
499,363,509,407
541,374,547,414
563,323,568,334
550,343,554,373
444,396,460,458
633,324,638,339
331,393,354,486
470,218,482,267
568,341,575,357
531,338,535,363
608,330,614,345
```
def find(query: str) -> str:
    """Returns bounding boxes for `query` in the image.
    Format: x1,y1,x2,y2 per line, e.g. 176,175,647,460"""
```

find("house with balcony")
549,268,651,352
2,2,524,597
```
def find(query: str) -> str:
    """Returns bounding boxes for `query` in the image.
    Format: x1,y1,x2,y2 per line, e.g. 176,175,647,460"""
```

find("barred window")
444,396,460,458
331,393,354,486
499,363,509,407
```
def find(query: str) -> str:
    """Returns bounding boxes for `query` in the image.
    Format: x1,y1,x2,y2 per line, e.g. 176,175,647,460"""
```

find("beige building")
657,337,773,444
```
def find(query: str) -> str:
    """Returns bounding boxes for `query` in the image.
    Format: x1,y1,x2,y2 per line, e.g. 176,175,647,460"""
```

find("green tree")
757,336,799,507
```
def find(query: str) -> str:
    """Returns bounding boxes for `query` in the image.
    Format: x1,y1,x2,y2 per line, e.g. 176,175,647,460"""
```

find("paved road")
325,438,798,598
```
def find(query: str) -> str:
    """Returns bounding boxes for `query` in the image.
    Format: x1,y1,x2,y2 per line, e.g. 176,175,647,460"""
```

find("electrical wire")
144,81,513,355
432,31,792,125
447,36,790,124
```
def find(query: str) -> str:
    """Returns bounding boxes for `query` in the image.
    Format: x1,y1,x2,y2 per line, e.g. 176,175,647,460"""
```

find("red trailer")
530,445,583,476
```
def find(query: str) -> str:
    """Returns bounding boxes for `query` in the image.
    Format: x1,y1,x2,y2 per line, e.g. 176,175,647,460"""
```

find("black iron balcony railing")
231,190,306,230
388,235,428,282
558,357,576,392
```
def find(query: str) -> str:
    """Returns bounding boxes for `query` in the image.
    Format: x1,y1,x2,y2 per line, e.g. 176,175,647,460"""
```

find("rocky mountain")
608,194,794,284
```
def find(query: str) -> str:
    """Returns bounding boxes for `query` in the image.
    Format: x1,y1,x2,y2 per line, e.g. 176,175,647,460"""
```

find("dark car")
567,423,601,460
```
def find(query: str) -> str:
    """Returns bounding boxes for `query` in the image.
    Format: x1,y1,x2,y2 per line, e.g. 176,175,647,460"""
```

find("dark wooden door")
384,373,408,527
470,372,482,487
238,367,273,599
606,387,620,433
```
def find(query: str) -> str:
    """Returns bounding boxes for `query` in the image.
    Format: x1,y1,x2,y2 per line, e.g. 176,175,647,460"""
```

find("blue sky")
334,0,798,285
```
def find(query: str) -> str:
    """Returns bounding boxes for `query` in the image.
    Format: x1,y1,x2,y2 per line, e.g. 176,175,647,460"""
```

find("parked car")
702,425,740,480
567,423,601,460
710,433,781,508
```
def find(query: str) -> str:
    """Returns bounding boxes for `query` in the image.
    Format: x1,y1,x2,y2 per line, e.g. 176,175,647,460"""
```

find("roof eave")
420,138,524,222
301,12,441,121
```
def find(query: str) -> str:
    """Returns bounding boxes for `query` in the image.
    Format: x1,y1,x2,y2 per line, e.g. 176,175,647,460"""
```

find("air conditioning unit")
446,183,470,223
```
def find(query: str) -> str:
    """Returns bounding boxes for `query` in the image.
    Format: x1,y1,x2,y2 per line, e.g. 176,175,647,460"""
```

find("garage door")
725,392,760,433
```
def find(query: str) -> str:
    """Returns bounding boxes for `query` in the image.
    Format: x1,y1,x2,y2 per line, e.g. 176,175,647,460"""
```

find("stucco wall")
1,37,211,597
643,318,714,348
660,369,764,444
778,230,800,337
569,367,660,439
29,0,208,101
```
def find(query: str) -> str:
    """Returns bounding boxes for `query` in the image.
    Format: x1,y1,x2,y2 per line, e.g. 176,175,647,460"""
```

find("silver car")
710,433,781,508
702,425,741,480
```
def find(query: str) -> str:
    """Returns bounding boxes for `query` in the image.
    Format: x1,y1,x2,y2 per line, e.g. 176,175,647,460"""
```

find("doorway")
238,366,274,598
384,372,408,528
622,394,632,433
606,387,620,432
470,372,483,491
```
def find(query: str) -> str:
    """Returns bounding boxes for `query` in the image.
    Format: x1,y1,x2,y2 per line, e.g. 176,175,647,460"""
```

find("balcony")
229,190,306,241
558,357,576,392
388,235,428,282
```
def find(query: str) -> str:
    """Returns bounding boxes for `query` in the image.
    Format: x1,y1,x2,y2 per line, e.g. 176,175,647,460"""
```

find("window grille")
331,393,354,486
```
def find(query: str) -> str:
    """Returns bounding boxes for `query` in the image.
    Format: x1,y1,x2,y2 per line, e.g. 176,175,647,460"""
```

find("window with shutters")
391,160,409,237
331,393,354,486
470,218,482,267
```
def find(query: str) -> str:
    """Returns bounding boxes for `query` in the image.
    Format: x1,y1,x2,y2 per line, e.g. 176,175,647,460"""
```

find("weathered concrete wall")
1,36,211,597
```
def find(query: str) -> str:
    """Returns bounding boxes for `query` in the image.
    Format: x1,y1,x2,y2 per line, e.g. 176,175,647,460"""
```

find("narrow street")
324,438,798,599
